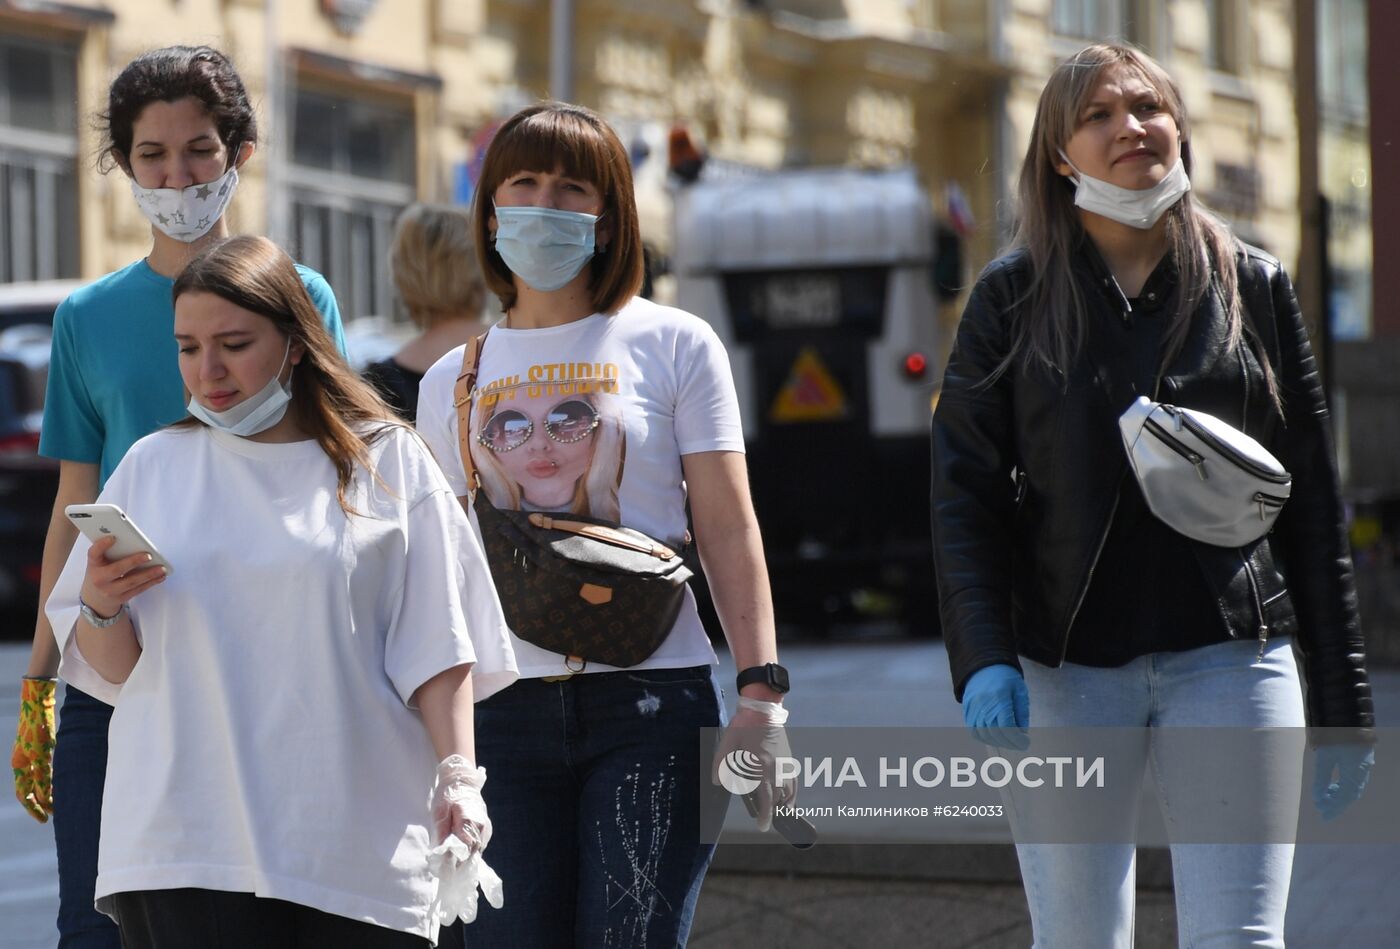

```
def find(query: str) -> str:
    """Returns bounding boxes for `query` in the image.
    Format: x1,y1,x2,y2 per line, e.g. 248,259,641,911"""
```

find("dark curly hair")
98,46,257,173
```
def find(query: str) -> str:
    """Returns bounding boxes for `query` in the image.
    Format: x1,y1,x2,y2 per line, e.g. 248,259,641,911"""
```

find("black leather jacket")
930,242,1373,729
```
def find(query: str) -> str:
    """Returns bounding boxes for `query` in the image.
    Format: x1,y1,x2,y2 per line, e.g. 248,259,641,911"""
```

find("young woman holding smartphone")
11,47,345,947
46,235,513,946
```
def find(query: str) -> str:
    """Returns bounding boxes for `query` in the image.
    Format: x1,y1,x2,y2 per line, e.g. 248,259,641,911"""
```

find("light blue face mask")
186,339,294,437
492,203,601,292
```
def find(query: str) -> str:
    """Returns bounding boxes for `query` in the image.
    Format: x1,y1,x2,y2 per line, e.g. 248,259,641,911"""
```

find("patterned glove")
12,677,57,823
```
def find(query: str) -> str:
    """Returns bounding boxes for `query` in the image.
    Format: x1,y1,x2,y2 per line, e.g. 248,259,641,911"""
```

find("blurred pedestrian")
45,235,515,946
363,204,486,423
415,101,793,946
930,43,1374,946
10,46,346,948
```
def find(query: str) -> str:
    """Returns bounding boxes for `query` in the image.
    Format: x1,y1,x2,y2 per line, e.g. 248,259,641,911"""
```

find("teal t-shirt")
39,258,348,487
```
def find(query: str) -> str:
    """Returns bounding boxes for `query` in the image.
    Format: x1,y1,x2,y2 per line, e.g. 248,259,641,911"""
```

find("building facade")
1,0,1304,324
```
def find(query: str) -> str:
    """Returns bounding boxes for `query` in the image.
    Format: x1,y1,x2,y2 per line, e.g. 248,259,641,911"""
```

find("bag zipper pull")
1190,453,1207,480
1256,624,1269,662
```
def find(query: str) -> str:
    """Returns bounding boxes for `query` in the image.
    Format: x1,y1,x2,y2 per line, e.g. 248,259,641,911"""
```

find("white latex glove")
712,697,794,833
427,834,504,932
426,756,502,931
430,754,492,853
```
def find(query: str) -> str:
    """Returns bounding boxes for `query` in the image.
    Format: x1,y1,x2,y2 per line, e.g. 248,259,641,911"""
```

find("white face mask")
130,165,240,243
186,339,294,437
1059,151,1191,230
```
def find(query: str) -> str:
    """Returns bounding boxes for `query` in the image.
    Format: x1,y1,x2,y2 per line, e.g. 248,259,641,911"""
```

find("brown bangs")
473,101,645,316
486,109,616,194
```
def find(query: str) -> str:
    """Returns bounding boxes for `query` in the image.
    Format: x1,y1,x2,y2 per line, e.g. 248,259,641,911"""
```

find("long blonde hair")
471,388,624,520
1006,44,1278,405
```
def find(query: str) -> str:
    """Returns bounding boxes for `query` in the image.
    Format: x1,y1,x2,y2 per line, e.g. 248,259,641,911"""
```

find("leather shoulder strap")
452,331,488,497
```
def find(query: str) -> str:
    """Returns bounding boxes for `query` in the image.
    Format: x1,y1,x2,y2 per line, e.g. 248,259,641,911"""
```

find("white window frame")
286,86,416,321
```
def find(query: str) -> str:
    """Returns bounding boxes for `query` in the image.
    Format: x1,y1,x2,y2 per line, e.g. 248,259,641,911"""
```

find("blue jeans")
461,666,723,948
52,686,121,948
1007,637,1305,949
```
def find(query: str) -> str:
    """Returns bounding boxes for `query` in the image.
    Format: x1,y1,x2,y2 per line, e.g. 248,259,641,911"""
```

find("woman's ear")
289,338,307,367
233,140,256,170
112,148,133,178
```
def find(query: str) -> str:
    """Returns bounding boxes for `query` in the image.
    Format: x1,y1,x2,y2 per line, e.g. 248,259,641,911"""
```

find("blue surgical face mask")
186,339,294,437
492,203,601,292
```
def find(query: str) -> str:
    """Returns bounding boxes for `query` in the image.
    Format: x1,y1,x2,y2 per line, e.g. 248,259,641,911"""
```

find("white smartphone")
65,503,173,574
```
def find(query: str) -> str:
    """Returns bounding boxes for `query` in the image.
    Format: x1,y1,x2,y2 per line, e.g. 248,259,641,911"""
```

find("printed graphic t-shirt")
40,257,347,487
416,295,746,679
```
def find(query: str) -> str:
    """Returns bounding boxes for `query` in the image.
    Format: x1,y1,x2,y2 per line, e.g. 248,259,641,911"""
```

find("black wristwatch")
736,662,790,695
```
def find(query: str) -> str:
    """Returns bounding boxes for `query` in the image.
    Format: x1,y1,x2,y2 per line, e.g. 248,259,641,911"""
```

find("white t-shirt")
416,295,745,680
46,423,517,940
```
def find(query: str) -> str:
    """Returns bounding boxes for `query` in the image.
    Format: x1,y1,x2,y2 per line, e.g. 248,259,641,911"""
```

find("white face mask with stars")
130,165,239,243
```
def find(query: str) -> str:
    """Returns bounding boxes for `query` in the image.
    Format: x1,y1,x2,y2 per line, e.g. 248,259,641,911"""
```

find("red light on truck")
902,352,928,380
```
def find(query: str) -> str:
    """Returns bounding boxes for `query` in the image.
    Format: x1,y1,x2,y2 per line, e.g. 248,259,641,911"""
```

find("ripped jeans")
461,666,722,948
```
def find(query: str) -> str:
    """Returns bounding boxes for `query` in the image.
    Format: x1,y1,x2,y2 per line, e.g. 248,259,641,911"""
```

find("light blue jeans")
1007,637,1305,949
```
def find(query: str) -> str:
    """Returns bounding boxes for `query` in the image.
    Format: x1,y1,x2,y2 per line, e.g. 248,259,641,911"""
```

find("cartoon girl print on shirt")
471,370,625,522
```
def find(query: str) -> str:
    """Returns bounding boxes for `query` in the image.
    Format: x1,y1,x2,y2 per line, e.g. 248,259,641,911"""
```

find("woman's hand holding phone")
80,535,167,618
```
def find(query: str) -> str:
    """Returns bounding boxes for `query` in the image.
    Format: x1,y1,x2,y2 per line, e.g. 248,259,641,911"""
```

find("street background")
3,1,1399,946
4,637,1398,949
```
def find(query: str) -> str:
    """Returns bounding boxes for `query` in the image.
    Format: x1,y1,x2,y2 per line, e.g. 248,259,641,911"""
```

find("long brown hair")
1006,44,1278,406
171,235,399,513
473,101,645,315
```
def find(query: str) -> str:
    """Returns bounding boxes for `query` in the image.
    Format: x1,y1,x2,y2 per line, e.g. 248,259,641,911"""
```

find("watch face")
769,663,791,693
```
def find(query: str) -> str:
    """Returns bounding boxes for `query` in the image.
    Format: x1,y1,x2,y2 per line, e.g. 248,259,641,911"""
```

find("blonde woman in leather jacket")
930,43,1373,947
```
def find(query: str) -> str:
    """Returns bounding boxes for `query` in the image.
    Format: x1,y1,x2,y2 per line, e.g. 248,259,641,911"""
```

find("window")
1120,0,1157,50
1203,0,1240,73
1052,0,1120,39
0,35,79,282
288,89,415,320
1319,0,1367,114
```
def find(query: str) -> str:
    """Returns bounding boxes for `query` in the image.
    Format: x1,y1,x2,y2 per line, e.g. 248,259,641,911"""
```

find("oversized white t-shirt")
416,295,745,679
46,423,517,940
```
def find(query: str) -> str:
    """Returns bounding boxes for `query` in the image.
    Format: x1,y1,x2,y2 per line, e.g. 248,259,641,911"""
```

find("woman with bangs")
930,44,1373,945
416,102,792,946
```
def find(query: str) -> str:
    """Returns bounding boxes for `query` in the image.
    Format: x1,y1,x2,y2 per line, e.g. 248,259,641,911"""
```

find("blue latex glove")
962,664,1030,751
1312,744,1374,821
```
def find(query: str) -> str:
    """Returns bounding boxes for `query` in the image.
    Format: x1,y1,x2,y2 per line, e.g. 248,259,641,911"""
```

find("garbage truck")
672,167,942,633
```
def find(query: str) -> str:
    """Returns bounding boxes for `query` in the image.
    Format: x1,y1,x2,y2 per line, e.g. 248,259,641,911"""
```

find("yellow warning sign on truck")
769,347,849,422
